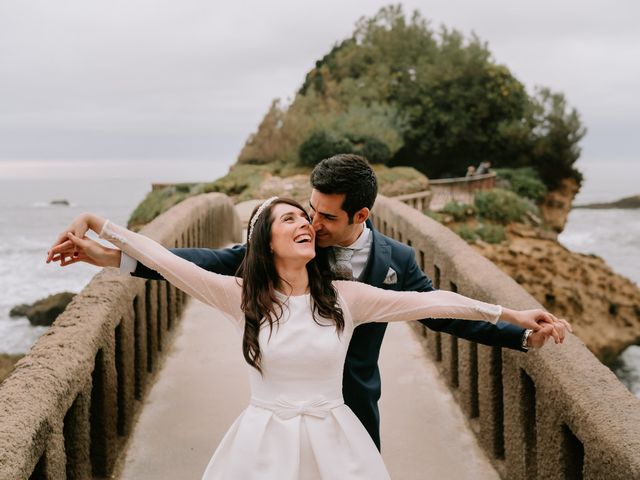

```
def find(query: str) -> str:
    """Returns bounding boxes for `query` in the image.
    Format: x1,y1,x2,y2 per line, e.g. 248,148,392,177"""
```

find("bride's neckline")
274,290,310,300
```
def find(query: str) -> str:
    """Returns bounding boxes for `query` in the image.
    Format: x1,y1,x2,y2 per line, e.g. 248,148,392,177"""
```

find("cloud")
0,0,638,161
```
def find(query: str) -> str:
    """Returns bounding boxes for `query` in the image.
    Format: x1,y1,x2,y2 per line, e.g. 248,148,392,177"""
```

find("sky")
0,0,638,167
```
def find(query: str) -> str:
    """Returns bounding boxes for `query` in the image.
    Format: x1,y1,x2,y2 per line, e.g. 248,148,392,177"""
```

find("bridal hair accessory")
248,196,279,242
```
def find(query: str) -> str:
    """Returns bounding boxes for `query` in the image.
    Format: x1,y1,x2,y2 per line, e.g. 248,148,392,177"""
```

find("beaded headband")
248,196,279,242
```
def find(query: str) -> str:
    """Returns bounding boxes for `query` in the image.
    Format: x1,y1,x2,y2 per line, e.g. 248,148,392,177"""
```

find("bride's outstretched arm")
54,213,243,323
335,281,569,342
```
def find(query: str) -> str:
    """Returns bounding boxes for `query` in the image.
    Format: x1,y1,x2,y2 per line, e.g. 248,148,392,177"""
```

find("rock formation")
10,292,76,327
539,177,580,233
473,224,640,364
472,183,640,364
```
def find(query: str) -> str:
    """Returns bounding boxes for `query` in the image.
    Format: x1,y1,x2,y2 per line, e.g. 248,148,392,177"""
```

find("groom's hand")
502,308,571,344
527,320,569,349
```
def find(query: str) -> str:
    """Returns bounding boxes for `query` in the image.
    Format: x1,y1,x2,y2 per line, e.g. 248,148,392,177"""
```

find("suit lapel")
362,223,391,288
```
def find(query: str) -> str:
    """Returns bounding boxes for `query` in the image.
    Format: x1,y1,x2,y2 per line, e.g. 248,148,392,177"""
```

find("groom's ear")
352,207,369,225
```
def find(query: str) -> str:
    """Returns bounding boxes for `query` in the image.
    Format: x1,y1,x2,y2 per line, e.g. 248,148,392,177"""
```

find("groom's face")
308,189,366,248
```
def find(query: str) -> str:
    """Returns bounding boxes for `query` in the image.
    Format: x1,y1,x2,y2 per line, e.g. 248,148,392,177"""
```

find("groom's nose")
310,216,322,231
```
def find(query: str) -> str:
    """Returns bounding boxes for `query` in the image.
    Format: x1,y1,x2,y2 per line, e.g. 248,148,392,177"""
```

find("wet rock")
10,292,76,327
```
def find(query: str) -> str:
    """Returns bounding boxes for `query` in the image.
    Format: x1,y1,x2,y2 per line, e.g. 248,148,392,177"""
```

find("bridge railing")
372,196,640,480
0,193,241,480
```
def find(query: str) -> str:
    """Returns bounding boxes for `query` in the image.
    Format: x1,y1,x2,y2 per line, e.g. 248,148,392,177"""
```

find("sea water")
559,160,640,397
0,159,231,353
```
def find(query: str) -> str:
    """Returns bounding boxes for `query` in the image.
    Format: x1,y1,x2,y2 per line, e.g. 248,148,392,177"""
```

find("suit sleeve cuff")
120,252,138,275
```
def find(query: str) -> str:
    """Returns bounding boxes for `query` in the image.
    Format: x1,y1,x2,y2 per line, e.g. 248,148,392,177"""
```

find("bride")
49,197,566,479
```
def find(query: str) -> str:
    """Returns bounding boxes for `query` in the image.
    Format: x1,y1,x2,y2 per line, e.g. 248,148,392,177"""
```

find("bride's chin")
301,250,316,262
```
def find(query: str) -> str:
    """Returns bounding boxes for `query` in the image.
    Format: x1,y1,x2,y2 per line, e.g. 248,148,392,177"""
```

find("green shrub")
128,186,190,230
441,201,475,221
495,167,547,203
456,222,505,244
298,130,353,166
455,225,478,242
199,164,273,201
475,224,505,244
349,134,392,164
425,210,445,223
474,188,530,223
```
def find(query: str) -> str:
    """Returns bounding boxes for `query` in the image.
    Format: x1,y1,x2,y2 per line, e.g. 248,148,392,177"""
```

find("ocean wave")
0,237,50,255
0,246,49,256
0,317,48,354
613,346,640,399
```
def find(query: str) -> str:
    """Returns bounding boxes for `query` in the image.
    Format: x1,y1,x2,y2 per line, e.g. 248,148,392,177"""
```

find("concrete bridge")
1,192,639,480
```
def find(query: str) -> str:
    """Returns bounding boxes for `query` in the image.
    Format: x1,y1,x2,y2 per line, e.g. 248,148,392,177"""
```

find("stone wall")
0,193,241,480
372,196,640,480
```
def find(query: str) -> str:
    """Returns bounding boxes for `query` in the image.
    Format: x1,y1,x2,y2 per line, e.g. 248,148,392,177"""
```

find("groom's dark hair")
310,154,378,221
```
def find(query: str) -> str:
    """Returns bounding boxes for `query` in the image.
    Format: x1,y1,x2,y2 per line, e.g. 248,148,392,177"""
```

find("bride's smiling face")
269,203,315,263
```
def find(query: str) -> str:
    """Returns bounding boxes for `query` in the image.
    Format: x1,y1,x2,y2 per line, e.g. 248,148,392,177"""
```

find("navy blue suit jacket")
132,223,525,449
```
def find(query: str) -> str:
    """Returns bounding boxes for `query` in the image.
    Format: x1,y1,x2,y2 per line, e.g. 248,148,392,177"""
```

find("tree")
298,131,353,167
527,88,586,189
237,5,585,189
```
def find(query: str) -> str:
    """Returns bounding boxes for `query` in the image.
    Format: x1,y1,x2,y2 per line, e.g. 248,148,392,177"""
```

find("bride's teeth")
295,234,311,243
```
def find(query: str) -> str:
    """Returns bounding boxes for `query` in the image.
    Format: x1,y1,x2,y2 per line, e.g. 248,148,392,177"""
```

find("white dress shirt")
335,226,371,280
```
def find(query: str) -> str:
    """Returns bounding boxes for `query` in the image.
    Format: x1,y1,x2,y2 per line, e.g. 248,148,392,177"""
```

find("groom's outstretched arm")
400,251,526,352
131,244,247,280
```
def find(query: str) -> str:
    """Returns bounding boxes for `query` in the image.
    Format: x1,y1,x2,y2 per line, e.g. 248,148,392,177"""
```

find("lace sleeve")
334,280,502,327
100,220,243,324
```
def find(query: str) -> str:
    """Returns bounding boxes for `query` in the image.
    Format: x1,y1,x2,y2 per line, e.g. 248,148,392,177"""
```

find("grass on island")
127,163,429,229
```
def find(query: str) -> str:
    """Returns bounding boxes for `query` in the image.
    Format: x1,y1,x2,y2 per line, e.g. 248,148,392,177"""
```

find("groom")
49,154,558,449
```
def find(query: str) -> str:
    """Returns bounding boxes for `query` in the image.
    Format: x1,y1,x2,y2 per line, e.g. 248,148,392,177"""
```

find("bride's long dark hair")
238,198,344,372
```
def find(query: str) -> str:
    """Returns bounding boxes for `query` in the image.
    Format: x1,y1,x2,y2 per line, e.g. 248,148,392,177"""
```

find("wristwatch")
521,329,533,351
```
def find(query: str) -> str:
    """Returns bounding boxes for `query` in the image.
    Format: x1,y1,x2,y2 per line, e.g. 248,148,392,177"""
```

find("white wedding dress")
100,220,502,480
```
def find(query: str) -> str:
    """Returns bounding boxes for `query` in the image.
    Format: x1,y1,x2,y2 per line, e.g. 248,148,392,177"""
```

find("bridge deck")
115,298,498,479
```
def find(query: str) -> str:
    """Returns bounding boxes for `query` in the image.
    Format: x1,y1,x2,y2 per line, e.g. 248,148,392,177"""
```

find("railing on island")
394,172,497,212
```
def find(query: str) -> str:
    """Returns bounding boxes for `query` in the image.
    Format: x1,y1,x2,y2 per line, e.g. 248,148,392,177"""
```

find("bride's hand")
46,213,91,263
502,308,571,344
47,234,122,268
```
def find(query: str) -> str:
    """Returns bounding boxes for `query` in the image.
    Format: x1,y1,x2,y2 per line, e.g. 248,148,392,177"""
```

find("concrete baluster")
63,384,93,479
477,345,506,462
132,294,148,399
89,346,118,477
115,312,135,437
145,281,158,372
156,279,168,352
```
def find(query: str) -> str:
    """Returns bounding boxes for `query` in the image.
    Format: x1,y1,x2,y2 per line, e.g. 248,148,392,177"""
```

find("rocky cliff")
472,181,640,364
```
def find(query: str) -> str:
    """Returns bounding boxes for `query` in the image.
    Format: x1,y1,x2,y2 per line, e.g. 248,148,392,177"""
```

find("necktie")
333,247,355,280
